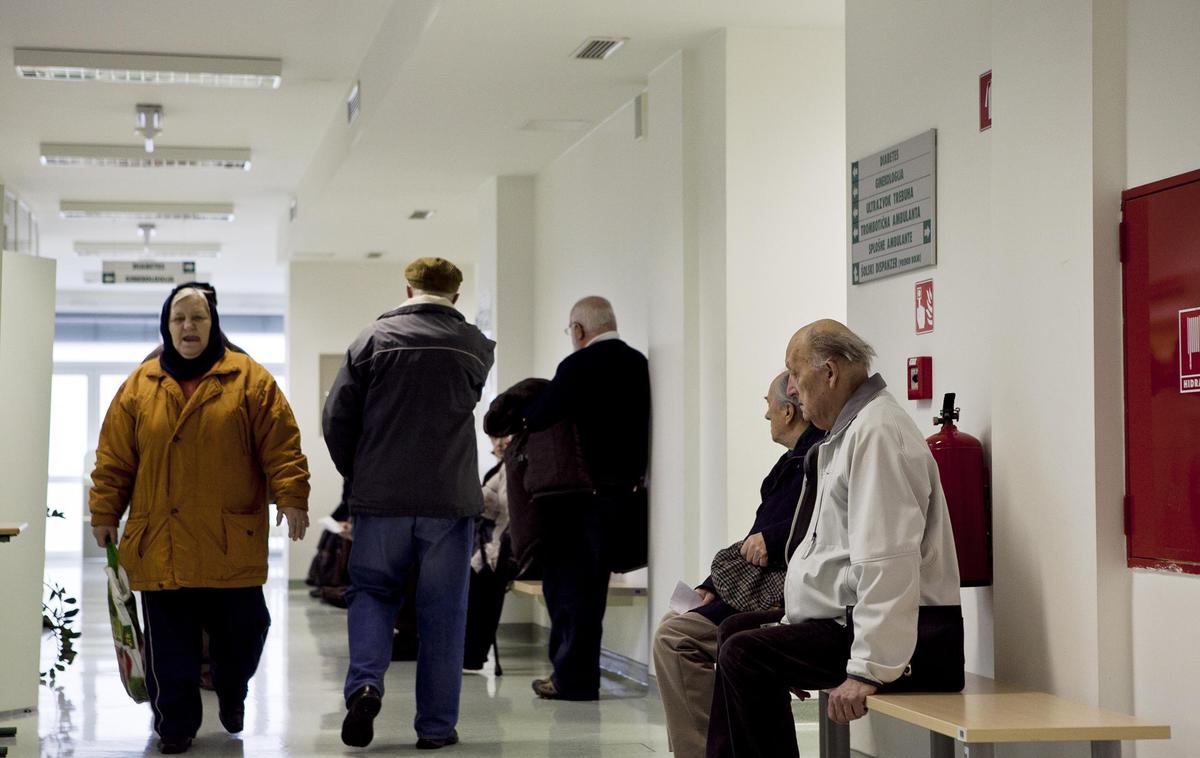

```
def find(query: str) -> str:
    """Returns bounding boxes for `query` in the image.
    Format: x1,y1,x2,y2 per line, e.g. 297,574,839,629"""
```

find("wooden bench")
510,576,647,598
817,673,1169,758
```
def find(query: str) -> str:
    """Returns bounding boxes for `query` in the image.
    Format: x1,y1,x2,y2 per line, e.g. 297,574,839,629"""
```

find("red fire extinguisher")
927,393,992,586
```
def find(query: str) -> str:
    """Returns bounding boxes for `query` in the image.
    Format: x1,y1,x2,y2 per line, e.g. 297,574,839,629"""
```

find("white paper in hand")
669,580,704,614
319,516,343,535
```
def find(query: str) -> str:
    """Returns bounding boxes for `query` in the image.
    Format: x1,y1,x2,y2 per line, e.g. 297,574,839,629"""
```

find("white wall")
1126,0,1200,754
527,26,846,667
845,3,995,752
531,85,659,665
723,26,846,542
0,251,56,711
845,1,1200,757
285,260,477,580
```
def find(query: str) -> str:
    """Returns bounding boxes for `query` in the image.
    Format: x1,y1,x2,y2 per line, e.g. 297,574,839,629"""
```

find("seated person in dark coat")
651,372,822,756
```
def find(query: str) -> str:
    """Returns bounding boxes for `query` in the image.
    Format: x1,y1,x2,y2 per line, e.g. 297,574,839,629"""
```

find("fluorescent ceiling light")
41,144,251,170
14,48,282,89
60,201,235,222
74,241,222,258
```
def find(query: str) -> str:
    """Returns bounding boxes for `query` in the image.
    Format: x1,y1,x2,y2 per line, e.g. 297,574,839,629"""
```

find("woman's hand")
739,532,769,566
277,507,309,541
92,525,119,548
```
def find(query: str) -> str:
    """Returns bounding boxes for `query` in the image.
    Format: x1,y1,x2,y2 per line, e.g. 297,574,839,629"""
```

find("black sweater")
522,338,650,488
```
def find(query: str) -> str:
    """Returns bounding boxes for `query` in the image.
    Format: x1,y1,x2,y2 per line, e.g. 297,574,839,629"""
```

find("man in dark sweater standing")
323,257,495,750
523,296,651,701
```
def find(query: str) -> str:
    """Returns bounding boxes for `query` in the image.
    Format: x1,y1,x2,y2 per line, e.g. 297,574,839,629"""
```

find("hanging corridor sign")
851,129,936,284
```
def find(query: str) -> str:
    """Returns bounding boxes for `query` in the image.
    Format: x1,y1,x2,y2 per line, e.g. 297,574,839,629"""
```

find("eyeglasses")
563,321,580,336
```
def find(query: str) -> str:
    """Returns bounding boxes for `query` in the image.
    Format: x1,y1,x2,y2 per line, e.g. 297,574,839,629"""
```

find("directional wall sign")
102,260,197,285
851,129,937,285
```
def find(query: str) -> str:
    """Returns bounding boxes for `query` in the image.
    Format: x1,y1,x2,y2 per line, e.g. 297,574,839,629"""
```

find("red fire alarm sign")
915,279,934,334
980,70,992,131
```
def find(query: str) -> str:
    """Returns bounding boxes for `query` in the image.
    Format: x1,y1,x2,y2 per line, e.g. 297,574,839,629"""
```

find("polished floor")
8,555,831,757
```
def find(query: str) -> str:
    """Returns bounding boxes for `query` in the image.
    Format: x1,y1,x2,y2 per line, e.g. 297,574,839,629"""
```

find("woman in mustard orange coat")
90,284,310,755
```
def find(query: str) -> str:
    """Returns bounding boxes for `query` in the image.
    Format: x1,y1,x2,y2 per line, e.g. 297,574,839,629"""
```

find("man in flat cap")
523,295,651,700
324,256,495,750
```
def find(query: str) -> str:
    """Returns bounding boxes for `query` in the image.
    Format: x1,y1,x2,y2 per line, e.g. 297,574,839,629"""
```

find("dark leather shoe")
416,729,459,750
341,685,382,748
158,736,192,754
218,703,244,734
531,677,560,699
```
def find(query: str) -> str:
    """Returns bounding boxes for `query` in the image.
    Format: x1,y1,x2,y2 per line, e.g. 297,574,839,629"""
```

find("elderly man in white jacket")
706,320,963,758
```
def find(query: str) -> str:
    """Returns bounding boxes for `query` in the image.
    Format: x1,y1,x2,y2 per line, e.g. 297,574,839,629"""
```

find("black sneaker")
416,729,459,750
158,736,192,754
341,685,383,748
218,702,245,734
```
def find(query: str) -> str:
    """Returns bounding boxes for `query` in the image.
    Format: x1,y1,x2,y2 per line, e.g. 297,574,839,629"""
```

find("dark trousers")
463,566,507,669
541,495,611,699
141,586,271,740
706,614,848,758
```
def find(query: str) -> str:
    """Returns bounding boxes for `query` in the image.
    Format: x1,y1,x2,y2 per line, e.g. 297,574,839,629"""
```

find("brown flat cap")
405,256,463,294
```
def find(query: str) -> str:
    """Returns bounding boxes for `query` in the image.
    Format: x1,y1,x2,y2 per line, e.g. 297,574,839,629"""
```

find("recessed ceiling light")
74,241,222,258
14,48,282,89
408,210,435,220
60,201,235,222
571,37,628,61
41,144,252,170
519,119,593,133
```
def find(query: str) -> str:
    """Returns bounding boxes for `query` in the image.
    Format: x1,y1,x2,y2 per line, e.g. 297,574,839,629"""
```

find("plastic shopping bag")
106,542,149,703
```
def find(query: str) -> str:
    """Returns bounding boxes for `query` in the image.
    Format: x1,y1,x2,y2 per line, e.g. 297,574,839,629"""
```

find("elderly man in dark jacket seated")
652,371,822,757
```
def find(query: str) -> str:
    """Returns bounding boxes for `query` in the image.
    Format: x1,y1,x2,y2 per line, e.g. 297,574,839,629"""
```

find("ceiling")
0,0,842,312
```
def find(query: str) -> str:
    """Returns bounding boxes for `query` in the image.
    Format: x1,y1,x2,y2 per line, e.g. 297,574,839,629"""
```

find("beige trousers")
652,610,720,757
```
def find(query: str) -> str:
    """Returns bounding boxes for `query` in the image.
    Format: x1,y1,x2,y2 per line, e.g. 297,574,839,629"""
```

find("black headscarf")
158,282,227,381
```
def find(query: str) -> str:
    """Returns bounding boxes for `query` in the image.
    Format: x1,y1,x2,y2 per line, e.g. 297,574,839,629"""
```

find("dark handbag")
845,604,965,692
521,419,594,498
708,540,786,612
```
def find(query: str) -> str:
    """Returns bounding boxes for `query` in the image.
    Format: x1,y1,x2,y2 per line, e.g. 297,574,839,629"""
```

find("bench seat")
818,673,1169,758
510,577,647,598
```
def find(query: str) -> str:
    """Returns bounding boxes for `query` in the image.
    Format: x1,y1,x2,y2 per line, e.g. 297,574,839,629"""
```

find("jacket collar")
144,351,242,381
380,302,465,321
825,372,888,438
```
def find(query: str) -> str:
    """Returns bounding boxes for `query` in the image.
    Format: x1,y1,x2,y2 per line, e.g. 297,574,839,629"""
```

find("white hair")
807,329,876,370
570,296,617,334
770,371,799,410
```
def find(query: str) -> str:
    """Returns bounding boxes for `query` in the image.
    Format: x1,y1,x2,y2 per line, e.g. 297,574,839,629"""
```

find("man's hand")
277,507,309,541
739,532,769,567
92,525,119,548
827,678,878,723
695,588,716,606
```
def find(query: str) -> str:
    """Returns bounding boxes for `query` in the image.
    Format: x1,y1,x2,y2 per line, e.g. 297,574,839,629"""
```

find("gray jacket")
322,302,496,519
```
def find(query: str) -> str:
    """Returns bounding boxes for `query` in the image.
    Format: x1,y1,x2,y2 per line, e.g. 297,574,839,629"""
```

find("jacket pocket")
221,511,268,579
120,516,150,560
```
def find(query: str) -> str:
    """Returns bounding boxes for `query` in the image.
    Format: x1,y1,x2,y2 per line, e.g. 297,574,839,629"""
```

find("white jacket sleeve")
844,416,932,684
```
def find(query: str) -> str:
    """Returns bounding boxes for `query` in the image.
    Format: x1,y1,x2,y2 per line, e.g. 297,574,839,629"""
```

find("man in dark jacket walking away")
523,296,651,701
323,257,495,750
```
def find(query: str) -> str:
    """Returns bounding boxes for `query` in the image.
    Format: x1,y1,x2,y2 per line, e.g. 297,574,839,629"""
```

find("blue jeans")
344,515,473,739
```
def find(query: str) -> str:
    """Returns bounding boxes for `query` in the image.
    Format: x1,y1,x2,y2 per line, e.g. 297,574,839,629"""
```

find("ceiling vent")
40,143,252,170
571,37,627,61
14,48,282,89
60,201,235,222
408,210,435,220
